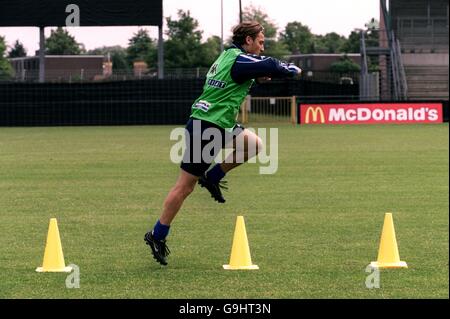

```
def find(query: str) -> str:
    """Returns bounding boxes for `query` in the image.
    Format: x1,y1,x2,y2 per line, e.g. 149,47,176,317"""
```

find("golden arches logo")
305,107,326,124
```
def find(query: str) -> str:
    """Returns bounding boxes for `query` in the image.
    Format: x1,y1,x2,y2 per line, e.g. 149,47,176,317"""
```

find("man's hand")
288,64,302,76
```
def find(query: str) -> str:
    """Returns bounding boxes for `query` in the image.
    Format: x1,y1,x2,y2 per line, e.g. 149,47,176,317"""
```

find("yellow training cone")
370,213,407,269
223,216,259,270
36,218,72,273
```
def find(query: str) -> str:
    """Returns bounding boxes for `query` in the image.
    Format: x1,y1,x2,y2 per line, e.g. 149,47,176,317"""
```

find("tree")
126,29,157,68
330,55,361,74
200,36,222,67
341,30,360,53
341,18,380,53
364,18,380,48
8,40,27,58
88,46,130,71
243,5,277,39
280,22,315,54
341,18,380,71
364,20,380,73
164,10,206,68
312,32,347,53
46,27,84,55
264,41,290,59
242,5,289,59
0,36,13,80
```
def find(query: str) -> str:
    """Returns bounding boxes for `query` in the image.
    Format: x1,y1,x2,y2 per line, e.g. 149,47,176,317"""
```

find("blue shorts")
180,118,244,177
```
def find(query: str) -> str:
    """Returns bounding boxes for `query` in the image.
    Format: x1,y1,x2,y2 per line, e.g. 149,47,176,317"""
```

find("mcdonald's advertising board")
299,103,443,125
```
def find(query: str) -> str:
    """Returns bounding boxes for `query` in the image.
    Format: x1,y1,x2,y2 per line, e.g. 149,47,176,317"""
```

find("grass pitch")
0,123,448,298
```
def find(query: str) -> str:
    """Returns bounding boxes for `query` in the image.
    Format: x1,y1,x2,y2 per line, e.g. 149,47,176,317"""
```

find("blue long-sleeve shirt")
229,43,297,84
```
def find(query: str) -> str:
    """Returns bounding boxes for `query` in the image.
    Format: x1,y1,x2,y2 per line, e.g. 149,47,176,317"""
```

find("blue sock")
206,164,226,184
152,220,170,241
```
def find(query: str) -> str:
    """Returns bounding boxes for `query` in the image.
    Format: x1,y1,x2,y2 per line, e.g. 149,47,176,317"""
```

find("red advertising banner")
300,103,443,125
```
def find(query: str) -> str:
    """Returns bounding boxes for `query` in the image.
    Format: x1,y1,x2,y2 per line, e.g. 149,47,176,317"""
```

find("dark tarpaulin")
0,0,162,27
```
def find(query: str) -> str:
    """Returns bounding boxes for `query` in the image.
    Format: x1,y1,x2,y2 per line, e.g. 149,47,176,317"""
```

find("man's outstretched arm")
231,54,302,84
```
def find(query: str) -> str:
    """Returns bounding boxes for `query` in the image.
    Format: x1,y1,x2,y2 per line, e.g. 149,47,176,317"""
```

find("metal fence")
3,67,361,85
240,96,296,125
0,76,360,127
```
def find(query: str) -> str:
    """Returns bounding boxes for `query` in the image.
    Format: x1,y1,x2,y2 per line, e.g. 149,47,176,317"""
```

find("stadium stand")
390,0,449,100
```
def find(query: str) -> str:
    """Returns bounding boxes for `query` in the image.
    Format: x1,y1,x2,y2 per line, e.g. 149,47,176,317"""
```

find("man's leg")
199,129,263,203
160,170,199,225
145,169,199,265
220,128,263,173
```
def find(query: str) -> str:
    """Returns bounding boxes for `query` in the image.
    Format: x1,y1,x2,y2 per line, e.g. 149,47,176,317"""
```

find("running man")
145,21,301,265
